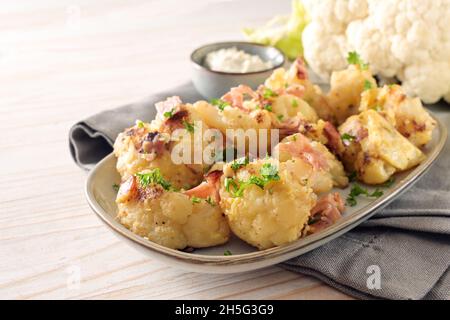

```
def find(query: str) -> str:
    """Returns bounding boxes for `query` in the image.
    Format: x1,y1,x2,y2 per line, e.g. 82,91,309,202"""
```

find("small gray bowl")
190,41,285,100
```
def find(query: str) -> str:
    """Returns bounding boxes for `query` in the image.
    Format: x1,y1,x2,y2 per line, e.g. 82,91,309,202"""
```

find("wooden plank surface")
0,0,351,299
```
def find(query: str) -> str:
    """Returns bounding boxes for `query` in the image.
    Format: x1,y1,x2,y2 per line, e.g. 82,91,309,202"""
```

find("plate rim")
85,114,447,266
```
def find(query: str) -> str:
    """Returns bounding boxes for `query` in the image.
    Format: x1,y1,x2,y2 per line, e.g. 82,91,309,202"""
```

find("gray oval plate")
85,115,447,274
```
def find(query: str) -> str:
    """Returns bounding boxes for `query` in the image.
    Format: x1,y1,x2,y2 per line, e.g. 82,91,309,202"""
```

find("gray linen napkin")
69,82,450,299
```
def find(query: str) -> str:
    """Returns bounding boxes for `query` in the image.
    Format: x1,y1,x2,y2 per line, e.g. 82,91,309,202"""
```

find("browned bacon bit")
125,125,147,138
412,120,426,132
294,58,308,80
155,96,183,119
184,170,223,203
285,84,305,98
138,183,164,201
140,132,166,157
323,121,343,155
221,85,258,111
308,193,344,234
164,109,189,130
356,127,369,142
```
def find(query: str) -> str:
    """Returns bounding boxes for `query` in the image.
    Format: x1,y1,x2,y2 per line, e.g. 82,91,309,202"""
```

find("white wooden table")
0,0,351,299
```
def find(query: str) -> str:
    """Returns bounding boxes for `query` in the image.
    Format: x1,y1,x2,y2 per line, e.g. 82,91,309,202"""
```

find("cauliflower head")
302,0,450,103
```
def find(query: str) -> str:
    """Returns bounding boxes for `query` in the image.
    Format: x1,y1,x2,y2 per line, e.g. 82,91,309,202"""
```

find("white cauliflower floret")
219,159,316,249
273,133,348,193
116,170,230,249
114,98,217,189
360,84,437,147
338,110,425,184
302,0,450,103
302,22,348,80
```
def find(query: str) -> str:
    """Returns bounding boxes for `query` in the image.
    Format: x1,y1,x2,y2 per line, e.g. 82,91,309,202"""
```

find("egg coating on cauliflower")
219,159,316,250
116,170,230,249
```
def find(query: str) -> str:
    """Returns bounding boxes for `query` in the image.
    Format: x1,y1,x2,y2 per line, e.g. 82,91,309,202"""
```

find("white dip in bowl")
205,47,274,73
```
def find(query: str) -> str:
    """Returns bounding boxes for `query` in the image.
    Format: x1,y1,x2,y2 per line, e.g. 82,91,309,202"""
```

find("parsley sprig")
225,163,280,197
135,168,172,191
382,177,396,188
264,104,273,112
346,184,383,207
341,133,356,143
190,196,201,204
210,98,230,111
263,87,278,99
347,51,369,70
163,108,175,119
136,120,145,128
363,79,373,91
230,157,249,171
182,120,195,133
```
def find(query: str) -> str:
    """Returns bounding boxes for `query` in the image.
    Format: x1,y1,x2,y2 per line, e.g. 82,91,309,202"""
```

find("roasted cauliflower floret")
193,87,272,133
116,169,229,249
298,119,345,156
219,159,316,249
191,95,273,156
114,97,217,189
339,110,425,184
273,133,348,193
266,58,334,123
326,64,377,125
359,84,436,147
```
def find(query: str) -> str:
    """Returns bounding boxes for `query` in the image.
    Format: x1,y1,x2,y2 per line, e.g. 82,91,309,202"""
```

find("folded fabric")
69,82,450,299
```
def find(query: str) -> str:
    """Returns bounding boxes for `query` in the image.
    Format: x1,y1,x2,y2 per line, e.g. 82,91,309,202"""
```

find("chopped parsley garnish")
182,120,195,133
260,163,280,181
206,197,216,206
348,171,357,182
264,104,273,112
263,87,278,99
291,99,299,108
225,163,280,197
375,105,383,112
135,168,172,190
163,108,175,119
382,177,396,188
363,79,373,91
341,133,356,143
136,120,145,128
210,98,230,111
112,183,120,192
347,51,369,70
224,250,232,256
346,184,383,207
191,196,201,204
230,157,249,171
277,114,284,121
224,177,238,193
